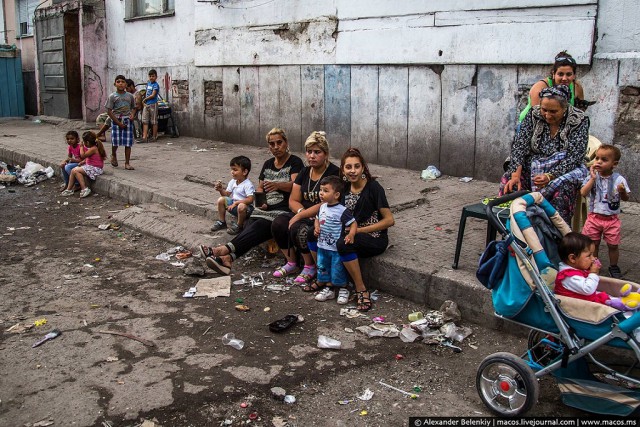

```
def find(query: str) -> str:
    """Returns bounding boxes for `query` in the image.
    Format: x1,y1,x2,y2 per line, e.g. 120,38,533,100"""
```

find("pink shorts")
581,213,621,246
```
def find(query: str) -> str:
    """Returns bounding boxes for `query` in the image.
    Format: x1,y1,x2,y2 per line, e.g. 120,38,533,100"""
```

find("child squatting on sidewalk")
554,232,630,311
211,156,255,235
61,131,107,198
307,175,357,305
580,144,631,279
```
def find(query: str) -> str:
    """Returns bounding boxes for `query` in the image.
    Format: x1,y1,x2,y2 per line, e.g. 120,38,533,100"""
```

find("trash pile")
0,161,54,188
420,165,441,180
353,300,473,352
155,245,192,267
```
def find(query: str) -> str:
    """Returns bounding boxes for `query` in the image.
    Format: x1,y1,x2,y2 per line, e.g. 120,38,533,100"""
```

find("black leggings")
271,212,314,255
226,217,273,258
336,233,388,259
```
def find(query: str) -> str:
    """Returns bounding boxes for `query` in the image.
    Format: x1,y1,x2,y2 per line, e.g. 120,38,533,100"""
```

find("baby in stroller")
555,232,632,310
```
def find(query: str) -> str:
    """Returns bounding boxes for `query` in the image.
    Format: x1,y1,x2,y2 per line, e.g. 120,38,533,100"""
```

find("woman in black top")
201,128,304,275
337,148,394,311
270,131,340,283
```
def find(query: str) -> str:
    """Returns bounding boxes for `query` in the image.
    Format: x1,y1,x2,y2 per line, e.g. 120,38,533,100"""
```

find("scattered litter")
269,314,301,333
413,386,422,393
6,323,34,334
372,316,385,323
183,287,197,298
97,223,120,230
233,279,248,285
191,147,208,152
338,399,353,405
459,176,473,183
156,253,171,261
408,311,423,322
147,273,172,279
235,298,244,303
263,307,271,312
284,395,296,404
421,165,441,180
98,330,155,347
440,339,463,353
170,261,185,267
15,161,54,186
175,250,192,260
85,215,101,220
7,226,30,231
193,277,231,298
106,356,119,362
356,323,400,338
340,308,369,319
270,386,286,400
440,300,462,323
344,327,354,333
394,354,404,360
240,402,248,408
235,304,250,312
271,417,288,427
31,419,55,427
265,284,287,292
357,388,374,401
83,264,94,268
379,381,419,399
399,326,421,343
469,343,478,350
441,322,473,342
317,335,342,349
248,412,258,420
34,318,47,327
222,332,244,350
359,410,368,416
202,326,212,336
32,329,61,348
140,420,161,427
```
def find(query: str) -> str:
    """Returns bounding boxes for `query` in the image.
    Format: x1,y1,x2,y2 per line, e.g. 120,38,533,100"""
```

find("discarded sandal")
356,291,373,312
268,314,299,333
206,256,231,275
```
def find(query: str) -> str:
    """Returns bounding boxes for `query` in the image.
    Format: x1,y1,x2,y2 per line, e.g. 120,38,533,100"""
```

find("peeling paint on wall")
84,65,103,114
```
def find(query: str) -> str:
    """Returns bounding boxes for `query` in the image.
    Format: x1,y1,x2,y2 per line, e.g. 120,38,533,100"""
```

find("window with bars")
16,0,39,37
125,0,175,20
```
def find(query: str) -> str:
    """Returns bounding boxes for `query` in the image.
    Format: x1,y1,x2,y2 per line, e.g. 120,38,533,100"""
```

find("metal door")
0,48,26,117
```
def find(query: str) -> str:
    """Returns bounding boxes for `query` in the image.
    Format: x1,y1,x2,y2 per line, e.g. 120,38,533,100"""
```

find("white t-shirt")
583,173,631,215
226,178,255,202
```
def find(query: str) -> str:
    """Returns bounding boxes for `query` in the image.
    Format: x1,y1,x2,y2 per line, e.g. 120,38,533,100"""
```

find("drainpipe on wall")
32,0,49,116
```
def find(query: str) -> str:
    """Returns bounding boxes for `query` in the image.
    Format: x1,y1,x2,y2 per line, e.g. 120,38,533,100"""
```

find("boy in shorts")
105,75,136,170
142,69,160,143
211,156,255,235
580,144,631,279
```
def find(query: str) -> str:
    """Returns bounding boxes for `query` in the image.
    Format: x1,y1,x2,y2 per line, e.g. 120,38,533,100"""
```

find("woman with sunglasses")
519,51,586,124
270,131,340,283
200,128,304,275
502,85,590,223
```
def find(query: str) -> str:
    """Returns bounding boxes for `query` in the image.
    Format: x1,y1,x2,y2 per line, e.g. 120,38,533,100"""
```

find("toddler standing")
309,176,357,305
211,156,255,235
580,144,631,279
59,131,82,189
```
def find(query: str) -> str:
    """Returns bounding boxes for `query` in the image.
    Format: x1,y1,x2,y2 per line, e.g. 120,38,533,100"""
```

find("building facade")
102,1,638,196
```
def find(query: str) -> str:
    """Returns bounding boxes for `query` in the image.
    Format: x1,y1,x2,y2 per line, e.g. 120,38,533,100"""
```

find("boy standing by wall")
105,75,136,170
142,69,160,143
580,144,631,279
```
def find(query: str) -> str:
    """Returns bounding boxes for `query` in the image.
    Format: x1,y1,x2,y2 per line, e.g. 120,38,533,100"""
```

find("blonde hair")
304,131,329,158
266,127,287,143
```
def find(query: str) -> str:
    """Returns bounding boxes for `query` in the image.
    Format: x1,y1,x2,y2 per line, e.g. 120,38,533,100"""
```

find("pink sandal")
294,265,317,284
273,262,298,278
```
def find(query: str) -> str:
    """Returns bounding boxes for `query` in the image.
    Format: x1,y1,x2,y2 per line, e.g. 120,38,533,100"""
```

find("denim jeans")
62,162,79,185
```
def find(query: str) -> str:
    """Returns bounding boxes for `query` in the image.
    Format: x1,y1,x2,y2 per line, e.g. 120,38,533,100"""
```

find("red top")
554,268,610,305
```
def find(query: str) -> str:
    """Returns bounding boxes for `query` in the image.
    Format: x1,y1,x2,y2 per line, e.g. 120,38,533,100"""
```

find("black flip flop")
205,256,231,276
269,315,299,333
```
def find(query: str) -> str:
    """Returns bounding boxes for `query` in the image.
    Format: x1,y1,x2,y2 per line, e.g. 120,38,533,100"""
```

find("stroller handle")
485,190,529,236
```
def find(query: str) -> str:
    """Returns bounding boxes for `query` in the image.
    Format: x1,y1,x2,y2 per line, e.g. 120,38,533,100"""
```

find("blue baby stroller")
476,191,640,416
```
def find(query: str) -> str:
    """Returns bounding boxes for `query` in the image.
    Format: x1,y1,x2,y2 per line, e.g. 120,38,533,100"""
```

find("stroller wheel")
476,352,539,416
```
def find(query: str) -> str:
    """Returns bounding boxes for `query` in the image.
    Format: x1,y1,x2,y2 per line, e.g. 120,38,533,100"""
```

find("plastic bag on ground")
421,165,441,180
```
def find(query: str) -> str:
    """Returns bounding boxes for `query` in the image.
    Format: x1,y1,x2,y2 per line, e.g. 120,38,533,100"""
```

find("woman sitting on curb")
201,128,304,274
270,131,340,284
307,148,395,311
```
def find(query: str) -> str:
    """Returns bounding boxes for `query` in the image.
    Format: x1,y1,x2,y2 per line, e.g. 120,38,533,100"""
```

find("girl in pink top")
59,131,83,188
61,131,107,198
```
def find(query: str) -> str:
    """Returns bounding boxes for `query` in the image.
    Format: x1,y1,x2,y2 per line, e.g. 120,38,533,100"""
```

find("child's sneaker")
79,188,92,198
609,265,623,279
227,223,241,235
211,220,226,231
336,288,350,305
61,189,74,196
315,287,335,302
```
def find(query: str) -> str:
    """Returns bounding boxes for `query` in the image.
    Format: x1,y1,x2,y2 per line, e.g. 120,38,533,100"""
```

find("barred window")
125,0,175,20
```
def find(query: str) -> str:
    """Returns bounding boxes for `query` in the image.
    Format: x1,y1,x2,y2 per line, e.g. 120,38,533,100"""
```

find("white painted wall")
594,0,640,58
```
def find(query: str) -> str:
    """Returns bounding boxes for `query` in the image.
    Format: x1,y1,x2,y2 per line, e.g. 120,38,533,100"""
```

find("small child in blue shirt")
142,69,160,143
310,175,357,304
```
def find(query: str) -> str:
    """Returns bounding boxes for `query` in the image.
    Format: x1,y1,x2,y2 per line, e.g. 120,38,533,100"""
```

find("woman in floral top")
501,85,589,223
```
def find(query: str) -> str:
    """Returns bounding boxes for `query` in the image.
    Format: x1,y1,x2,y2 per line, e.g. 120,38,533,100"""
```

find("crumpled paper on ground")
356,322,401,338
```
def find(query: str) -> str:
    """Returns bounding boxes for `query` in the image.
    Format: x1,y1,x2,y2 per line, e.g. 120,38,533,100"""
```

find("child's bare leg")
279,248,296,264
66,167,79,190
124,147,133,169
593,242,600,259
608,244,620,266
152,123,158,141
217,197,226,222
142,123,149,142
72,168,88,190
237,203,247,227
111,145,118,166
301,252,314,267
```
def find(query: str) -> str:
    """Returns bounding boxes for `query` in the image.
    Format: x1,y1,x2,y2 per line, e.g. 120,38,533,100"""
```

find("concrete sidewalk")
2,117,639,325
